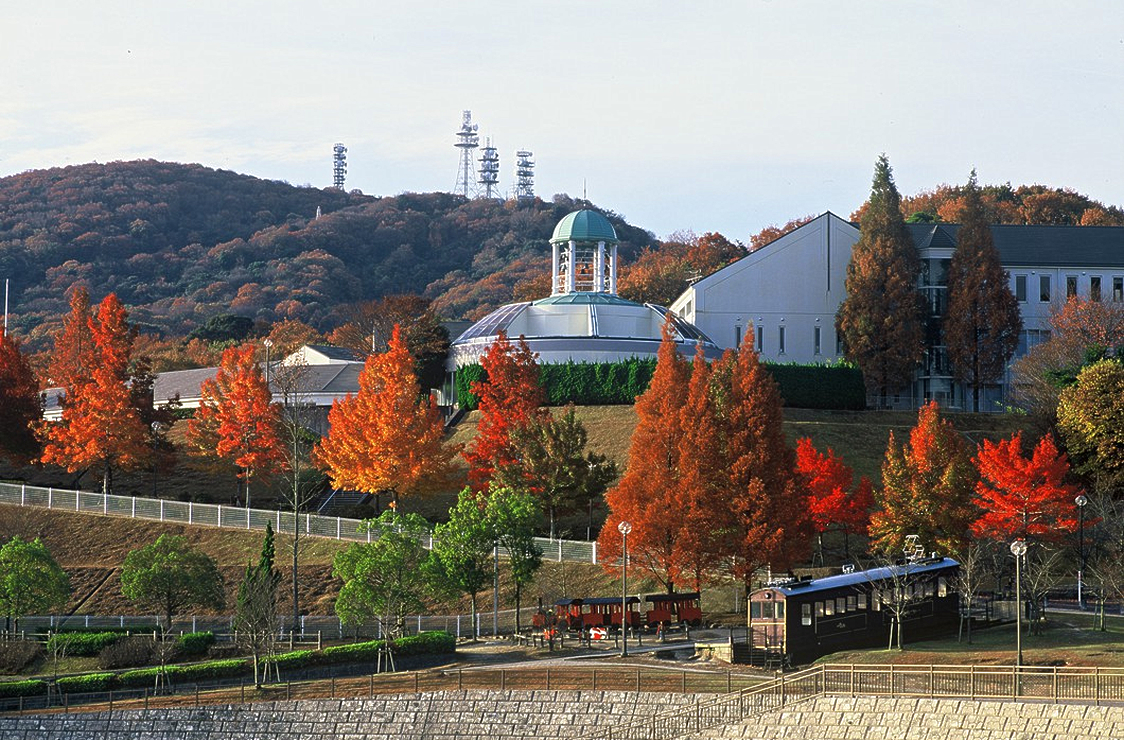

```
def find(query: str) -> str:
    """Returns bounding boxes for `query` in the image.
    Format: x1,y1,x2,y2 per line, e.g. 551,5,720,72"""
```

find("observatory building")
448,209,722,381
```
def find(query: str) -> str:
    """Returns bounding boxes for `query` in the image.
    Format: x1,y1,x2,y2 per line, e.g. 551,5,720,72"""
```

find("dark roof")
303,344,365,362
154,367,219,402
764,557,959,597
907,223,1124,268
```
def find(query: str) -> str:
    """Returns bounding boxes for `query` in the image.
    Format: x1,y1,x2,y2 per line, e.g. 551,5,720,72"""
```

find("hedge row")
456,359,864,410
46,632,122,657
176,631,215,658
266,631,456,670
0,679,48,698
118,659,247,689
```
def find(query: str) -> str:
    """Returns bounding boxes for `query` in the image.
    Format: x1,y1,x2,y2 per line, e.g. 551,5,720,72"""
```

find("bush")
118,659,249,689
117,666,167,689
0,640,42,673
56,673,118,693
0,679,48,698
393,631,456,656
262,650,314,670
46,631,123,657
175,631,215,659
321,639,385,664
98,636,157,670
767,363,866,410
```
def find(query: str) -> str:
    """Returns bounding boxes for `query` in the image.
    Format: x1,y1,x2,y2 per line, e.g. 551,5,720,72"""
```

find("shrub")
175,631,215,659
0,679,48,698
262,650,314,671
98,636,157,670
118,658,249,689
321,639,385,664
46,632,122,657
393,631,456,656
56,673,118,693
767,363,866,410
117,666,168,690
0,640,42,673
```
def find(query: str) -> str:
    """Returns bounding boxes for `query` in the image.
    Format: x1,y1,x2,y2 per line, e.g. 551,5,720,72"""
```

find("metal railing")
0,481,597,564
605,663,1124,740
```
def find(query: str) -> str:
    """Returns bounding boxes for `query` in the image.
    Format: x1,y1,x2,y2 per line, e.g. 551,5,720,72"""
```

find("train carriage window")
824,600,834,616
924,581,934,598
802,603,812,626
872,590,882,611
836,597,846,614
750,602,761,620
777,603,784,618
857,593,867,610
938,577,948,598
815,602,824,618
847,595,857,612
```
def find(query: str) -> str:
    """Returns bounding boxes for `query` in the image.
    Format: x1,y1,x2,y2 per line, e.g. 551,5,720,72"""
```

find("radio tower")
478,138,500,199
515,150,535,202
454,111,479,197
332,143,347,190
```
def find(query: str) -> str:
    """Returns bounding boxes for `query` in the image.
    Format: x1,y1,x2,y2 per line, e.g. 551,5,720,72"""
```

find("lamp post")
150,421,164,497
263,338,273,397
1011,538,1027,667
1076,494,1088,609
618,521,632,657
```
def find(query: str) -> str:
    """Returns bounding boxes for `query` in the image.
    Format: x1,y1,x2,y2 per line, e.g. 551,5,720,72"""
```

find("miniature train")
533,591,703,633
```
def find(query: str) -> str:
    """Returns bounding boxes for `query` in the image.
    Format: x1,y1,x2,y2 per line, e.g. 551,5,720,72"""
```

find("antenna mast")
478,138,500,199
515,150,535,202
453,111,479,197
332,143,347,190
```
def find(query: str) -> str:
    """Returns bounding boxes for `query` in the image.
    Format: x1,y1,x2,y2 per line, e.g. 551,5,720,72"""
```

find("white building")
671,212,1124,409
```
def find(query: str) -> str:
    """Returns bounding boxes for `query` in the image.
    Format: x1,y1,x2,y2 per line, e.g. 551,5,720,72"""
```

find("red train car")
645,592,703,627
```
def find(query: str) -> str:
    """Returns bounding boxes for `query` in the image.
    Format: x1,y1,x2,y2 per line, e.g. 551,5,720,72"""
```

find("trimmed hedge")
56,672,117,693
46,631,123,657
175,631,215,658
262,649,314,670
118,659,248,689
456,359,864,410
0,679,48,698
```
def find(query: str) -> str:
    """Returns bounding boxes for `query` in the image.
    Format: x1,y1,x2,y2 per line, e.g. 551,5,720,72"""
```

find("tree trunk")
470,593,478,643
292,528,300,634
515,582,522,634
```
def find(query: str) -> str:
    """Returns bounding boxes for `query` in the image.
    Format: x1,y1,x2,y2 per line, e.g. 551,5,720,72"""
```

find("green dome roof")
550,209,619,245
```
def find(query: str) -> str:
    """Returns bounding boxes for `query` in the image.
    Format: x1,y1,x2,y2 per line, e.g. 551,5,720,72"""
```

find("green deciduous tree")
332,510,433,636
0,537,70,633
1057,358,1124,487
485,486,543,633
944,170,1022,411
428,488,494,641
120,534,225,629
836,154,924,404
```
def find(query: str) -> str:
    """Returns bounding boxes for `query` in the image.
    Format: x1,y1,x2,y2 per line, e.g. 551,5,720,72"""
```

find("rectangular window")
836,332,844,355
776,602,784,619
824,599,834,616
1067,275,1078,298
1091,277,1102,302
778,326,786,354
857,593,867,610
872,590,882,611
1040,275,1051,302
938,577,948,598
814,326,821,355
756,325,763,352
1015,275,1027,302
750,602,761,620
836,597,846,614
802,603,812,627
846,595,857,612
1114,277,1123,302
735,325,742,348
814,602,824,618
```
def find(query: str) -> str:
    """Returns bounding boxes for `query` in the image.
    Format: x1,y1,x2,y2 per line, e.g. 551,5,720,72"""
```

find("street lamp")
263,338,273,395
618,520,632,657
150,421,165,497
1011,538,1027,667
1076,494,1088,609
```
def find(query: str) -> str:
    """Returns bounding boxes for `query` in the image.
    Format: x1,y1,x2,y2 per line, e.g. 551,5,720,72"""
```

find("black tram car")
749,557,960,664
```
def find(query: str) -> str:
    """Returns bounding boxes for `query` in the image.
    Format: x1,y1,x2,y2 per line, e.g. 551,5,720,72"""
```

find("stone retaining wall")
693,696,1124,740
0,689,704,740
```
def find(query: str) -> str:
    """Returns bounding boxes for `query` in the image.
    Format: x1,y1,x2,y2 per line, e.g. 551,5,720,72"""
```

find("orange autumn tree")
463,332,545,491
188,344,283,507
972,432,1081,542
315,325,455,510
0,333,42,463
795,438,873,561
41,293,148,494
868,401,977,556
717,341,811,583
599,321,694,592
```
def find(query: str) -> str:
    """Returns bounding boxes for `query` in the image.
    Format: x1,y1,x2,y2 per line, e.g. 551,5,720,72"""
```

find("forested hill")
0,160,654,347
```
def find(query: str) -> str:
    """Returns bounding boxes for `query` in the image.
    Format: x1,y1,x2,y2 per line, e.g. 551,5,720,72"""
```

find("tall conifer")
944,170,1022,411
0,334,41,463
836,154,924,404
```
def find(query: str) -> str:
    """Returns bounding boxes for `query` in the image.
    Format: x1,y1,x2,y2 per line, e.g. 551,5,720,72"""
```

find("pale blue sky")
2,1,1121,241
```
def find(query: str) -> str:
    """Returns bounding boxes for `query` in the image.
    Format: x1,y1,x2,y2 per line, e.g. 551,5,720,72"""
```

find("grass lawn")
816,613,1124,668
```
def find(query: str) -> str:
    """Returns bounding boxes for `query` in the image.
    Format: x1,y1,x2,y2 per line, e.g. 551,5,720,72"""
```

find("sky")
2,1,1122,241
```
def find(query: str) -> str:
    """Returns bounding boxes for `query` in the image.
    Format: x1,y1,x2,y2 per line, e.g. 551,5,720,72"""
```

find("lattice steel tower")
453,111,479,197
515,150,535,202
478,138,500,199
332,143,347,190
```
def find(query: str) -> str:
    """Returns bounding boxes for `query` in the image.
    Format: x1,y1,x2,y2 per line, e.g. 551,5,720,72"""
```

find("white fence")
0,481,597,564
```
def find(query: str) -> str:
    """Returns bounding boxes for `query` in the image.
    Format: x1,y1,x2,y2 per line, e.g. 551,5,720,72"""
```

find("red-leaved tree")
0,333,42,463
188,344,283,507
972,432,1081,542
795,437,872,561
463,332,545,491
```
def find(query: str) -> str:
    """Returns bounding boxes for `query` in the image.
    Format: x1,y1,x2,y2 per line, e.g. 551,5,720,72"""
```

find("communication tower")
515,150,535,202
478,138,500,199
332,143,347,190
454,111,479,197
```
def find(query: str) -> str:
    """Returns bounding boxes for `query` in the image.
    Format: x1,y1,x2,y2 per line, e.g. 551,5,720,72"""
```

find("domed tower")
550,209,620,295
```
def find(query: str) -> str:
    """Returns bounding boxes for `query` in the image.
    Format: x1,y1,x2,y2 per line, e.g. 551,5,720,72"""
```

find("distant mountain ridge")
0,160,654,347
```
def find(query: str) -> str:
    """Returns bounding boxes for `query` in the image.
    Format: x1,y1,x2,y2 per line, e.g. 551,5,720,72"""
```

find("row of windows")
789,578,949,626
736,325,837,356
1014,274,1124,303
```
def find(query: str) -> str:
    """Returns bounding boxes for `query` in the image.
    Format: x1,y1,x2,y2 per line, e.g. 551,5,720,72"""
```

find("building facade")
671,213,1124,409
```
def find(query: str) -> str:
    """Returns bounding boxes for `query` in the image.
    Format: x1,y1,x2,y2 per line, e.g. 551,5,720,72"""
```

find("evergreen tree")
944,170,1022,411
234,522,281,686
836,154,924,404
